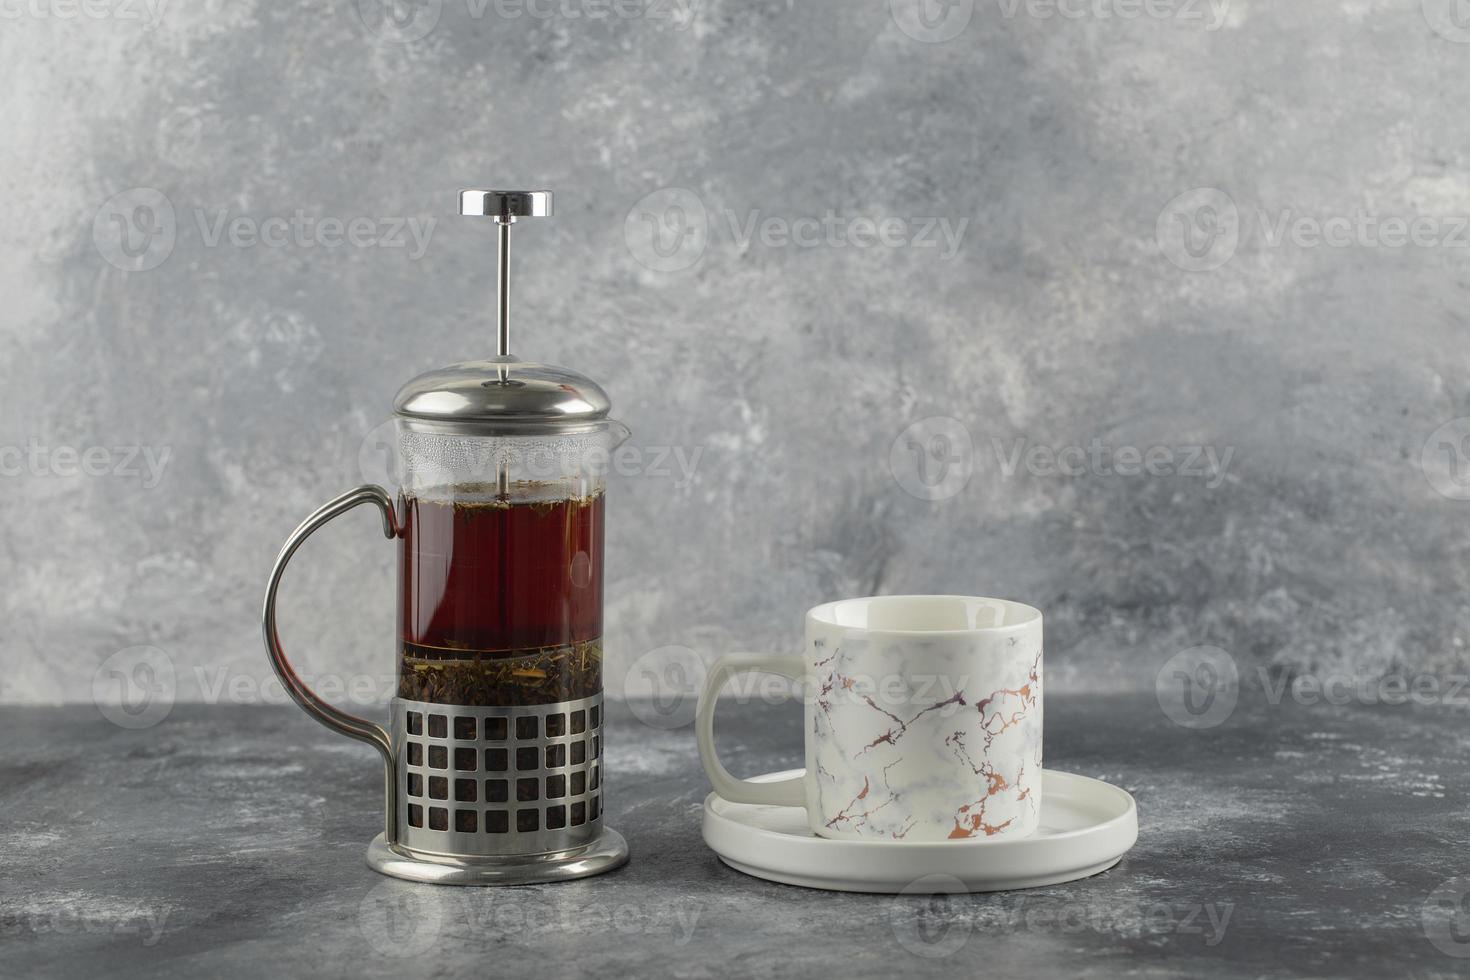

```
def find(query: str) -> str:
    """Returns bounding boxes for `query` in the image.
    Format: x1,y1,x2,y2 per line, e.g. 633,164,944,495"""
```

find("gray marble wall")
4,0,1469,708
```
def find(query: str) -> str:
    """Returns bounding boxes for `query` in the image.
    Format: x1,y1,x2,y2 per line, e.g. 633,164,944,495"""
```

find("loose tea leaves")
399,639,603,706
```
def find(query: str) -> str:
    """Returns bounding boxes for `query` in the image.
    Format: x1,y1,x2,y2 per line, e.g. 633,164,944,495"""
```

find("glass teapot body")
387,420,628,857
261,398,632,878
395,423,624,709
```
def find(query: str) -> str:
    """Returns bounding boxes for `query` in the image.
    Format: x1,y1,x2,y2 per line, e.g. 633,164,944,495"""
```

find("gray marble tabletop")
2,694,1465,979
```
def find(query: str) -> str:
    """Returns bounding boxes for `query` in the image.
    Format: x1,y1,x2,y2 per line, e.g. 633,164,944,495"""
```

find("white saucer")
702,769,1138,894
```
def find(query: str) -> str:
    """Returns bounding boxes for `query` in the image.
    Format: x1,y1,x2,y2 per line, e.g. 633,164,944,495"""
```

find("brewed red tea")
397,484,603,705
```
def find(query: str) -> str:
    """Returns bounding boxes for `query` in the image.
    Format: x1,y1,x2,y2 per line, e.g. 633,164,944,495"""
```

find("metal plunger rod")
459,190,550,358
495,218,512,358
493,218,513,500
454,189,552,497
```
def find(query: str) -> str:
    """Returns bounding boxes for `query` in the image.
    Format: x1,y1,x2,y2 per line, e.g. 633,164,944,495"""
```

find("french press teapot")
262,190,630,884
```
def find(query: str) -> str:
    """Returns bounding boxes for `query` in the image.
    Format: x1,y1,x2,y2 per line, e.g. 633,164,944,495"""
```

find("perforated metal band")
392,694,603,857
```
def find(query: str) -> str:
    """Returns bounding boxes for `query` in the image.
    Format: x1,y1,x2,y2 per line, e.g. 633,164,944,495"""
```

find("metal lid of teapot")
394,356,613,431
393,189,616,435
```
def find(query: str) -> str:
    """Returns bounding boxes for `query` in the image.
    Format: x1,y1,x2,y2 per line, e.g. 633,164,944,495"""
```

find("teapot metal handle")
261,485,400,839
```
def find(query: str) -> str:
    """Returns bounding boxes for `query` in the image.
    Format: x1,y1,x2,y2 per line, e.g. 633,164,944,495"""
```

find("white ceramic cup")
696,595,1043,842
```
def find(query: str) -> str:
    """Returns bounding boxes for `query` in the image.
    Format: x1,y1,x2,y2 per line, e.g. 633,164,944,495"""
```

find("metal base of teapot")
366,828,629,886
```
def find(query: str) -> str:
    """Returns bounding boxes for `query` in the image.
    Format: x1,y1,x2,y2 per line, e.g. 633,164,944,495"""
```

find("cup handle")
261,485,400,838
695,654,806,807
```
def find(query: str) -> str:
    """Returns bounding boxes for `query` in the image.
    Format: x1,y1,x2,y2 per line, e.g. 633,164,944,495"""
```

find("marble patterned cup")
696,595,1043,842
